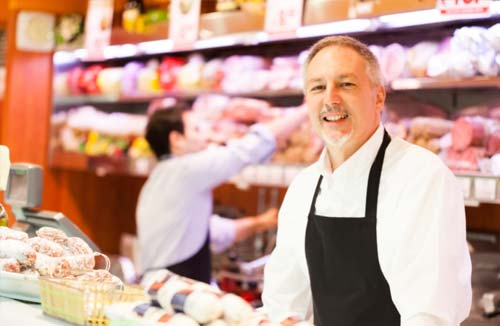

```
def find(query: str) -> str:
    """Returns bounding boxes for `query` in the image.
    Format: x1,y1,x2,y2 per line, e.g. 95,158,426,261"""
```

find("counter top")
0,296,71,326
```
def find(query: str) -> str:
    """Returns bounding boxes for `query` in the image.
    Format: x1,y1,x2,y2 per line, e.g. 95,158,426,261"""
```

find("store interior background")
0,0,499,258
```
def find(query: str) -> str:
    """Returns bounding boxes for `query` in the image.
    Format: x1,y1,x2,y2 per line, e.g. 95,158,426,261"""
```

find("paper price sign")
169,0,201,48
474,177,497,201
265,0,304,34
84,0,114,60
437,0,492,15
457,176,472,199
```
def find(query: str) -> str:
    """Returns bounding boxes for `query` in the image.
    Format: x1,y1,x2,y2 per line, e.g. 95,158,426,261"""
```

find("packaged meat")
379,43,407,82
36,226,68,245
34,253,71,278
451,117,486,151
0,258,21,273
121,61,145,94
409,117,453,139
96,67,124,95
406,41,439,78
0,226,29,242
159,57,186,90
0,239,37,266
485,23,500,52
476,49,499,77
28,237,66,257
220,293,253,324
65,236,93,255
78,64,104,94
444,147,486,172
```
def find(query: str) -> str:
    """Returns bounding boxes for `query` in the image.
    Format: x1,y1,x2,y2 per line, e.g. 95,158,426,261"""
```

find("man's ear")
375,84,386,114
169,131,183,146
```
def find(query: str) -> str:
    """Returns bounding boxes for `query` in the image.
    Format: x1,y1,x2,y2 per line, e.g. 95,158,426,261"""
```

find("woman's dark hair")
145,106,185,158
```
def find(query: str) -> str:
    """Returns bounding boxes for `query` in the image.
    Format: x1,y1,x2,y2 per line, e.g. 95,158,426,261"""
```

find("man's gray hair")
303,35,384,87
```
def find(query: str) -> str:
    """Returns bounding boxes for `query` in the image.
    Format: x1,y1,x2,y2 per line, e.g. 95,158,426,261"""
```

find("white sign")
265,0,304,35
84,0,114,60
169,0,201,48
474,177,497,201
437,0,492,15
457,176,472,199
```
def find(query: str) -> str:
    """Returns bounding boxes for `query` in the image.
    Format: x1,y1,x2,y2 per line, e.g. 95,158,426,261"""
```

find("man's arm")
387,165,472,325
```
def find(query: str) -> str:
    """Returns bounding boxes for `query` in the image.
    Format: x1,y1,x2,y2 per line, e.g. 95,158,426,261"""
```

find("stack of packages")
104,269,312,326
0,226,118,283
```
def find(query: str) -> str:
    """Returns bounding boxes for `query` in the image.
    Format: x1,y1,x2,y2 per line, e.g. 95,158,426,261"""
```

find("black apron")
305,130,400,325
166,232,211,283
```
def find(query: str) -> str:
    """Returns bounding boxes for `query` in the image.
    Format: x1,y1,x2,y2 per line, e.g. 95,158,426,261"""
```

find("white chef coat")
262,124,472,326
136,124,275,271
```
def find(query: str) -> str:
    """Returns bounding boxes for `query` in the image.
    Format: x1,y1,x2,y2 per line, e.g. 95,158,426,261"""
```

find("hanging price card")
265,0,304,35
457,176,472,199
474,177,497,201
437,0,492,15
169,0,201,48
84,0,114,60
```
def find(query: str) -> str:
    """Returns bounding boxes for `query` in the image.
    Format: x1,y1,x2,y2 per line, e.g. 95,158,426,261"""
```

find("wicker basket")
39,276,148,326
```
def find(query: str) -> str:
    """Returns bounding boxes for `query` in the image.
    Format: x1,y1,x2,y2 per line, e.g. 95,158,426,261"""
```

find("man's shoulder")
387,137,454,179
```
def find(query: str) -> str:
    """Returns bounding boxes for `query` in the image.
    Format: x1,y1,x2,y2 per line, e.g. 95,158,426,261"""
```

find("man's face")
304,46,385,154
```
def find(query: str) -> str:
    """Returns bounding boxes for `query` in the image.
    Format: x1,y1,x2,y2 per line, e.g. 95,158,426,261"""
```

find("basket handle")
93,252,111,271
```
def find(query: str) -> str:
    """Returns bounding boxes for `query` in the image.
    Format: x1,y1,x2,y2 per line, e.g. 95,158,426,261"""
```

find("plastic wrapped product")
168,313,200,326
0,239,37,266
34,253,71,277
451,26,489,55
36,226,68,246
447,51,476,78
451,117,486,151
97,67,124,95
178,290,223,324
0,226,28,242
65,237,93,255
379,43,407,82
476,49,499,77
485,23,500,52
220,293,253,324
121,61,145,95
406,41,439,78
79,64,104,94
28,236,66,257
0,257,21,273
134,302,174,322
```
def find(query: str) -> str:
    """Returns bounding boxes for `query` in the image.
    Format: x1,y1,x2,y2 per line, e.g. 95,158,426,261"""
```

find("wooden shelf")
391,77,500,90
53,89,304,106
49,150,154,177
48,150,500,206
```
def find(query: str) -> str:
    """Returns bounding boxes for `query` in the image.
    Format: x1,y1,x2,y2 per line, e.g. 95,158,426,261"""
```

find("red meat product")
0,258,21,273
78,64,104,94
67,67,85,95
451,117,486,151
487,132,500,156
159,57,185,90
445,147,485,171
380,43,407,82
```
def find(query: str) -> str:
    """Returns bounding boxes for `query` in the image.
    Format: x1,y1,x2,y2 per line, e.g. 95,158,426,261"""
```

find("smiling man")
262,36,472,326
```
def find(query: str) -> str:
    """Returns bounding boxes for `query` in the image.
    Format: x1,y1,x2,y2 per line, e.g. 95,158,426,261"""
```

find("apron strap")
365,130,391,219
308,175,324,216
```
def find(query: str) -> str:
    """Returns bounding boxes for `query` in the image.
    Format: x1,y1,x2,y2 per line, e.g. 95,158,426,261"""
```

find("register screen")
8,170,28,203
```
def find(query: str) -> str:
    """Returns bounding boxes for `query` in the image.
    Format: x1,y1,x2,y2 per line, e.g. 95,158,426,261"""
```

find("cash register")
3,162,100,252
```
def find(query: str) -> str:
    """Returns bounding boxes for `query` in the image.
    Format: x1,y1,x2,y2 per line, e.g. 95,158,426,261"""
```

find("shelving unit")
49,5,500,209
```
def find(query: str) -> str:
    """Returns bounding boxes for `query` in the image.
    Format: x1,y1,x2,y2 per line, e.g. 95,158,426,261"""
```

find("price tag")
474,177,497,201
457,176,472,199
437,0,492,15
169,0,201,48
265,0,304,35
84,0,114,60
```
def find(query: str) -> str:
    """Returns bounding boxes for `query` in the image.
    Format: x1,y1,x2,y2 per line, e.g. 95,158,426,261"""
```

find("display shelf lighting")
296,18,375,38
136,39,173,55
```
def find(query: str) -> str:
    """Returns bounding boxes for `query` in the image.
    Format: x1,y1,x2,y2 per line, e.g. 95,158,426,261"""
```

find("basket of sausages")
103,269,313,326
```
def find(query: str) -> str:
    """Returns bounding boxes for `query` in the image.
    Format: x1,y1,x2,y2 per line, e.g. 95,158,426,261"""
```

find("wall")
0,0,144,254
